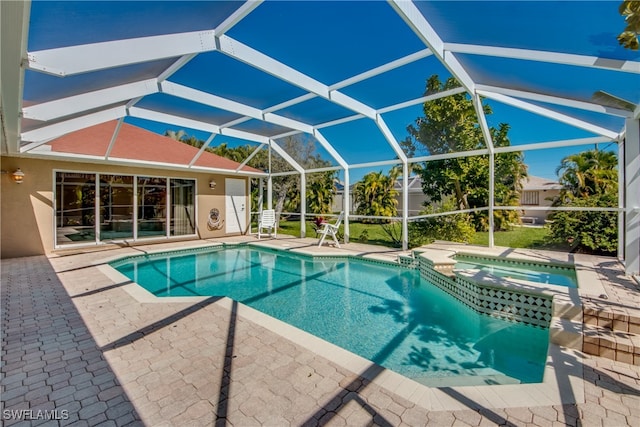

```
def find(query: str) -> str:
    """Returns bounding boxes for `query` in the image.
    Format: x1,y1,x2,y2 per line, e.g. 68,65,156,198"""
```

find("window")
55,171,195,246
521,191,539,206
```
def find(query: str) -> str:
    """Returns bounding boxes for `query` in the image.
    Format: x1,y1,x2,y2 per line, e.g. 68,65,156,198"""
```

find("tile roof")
43,121,261,173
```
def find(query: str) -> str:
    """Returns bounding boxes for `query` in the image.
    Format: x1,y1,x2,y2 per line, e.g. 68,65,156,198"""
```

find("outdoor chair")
257,209,277,239
317,212,344,247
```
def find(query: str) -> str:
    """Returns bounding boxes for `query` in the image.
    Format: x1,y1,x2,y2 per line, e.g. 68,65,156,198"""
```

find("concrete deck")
2,237,639,426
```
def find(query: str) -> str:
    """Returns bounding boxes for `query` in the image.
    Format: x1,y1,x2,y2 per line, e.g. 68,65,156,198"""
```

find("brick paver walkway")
1,256,141,426
2,241,639,426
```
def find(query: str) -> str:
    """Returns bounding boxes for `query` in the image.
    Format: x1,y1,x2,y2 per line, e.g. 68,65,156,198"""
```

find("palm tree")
354,169,399,223
183,135,203,149
618,0,640,50
165,129,186,141
307,173,335,214
549,149,618,254
556,149,618,200
212,142,248,162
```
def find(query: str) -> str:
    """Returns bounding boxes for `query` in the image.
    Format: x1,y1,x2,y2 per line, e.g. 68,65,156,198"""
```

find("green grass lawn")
277,219,570,251
472,226,572,251
277,219,400,247
470,226,550,248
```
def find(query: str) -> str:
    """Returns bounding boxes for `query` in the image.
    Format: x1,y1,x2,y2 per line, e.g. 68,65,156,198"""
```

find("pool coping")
96,240,586,411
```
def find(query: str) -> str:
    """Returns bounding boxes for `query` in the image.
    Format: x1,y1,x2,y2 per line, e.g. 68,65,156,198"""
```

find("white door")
225,178,247,234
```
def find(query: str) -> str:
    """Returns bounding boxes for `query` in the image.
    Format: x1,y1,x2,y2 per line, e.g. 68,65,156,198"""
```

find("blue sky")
26,1,634,184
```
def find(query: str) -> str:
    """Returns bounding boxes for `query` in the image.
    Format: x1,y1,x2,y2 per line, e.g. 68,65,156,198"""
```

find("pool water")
454,255,577,288
112,246,549,386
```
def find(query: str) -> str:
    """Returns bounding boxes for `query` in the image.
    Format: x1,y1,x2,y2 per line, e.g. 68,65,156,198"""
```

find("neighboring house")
393,176,428,216
0,121,261,258
519,175,562,224
332,176,426,216
331,182,355,214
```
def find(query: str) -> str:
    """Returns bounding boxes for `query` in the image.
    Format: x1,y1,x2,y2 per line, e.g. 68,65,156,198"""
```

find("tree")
164,129,203,149
164,130,336,218
403,75,527,231
618,0,640,50
165,129,186,141
212,142,253,163
307,173,336,214
353,168,399,223
555,150,618,201
548,149,618,254
267,137,336,216
210,135,336,217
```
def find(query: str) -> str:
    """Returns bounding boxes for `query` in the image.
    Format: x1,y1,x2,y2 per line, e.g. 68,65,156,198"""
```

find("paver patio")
1,238,639,426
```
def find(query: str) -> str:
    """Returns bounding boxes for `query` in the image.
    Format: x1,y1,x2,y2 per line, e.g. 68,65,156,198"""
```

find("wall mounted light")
1,168,24,184
209,179,216,190
12,169,25,184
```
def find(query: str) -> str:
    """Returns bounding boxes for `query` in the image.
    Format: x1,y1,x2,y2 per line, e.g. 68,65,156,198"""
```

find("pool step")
581,299,640,365
582,324,640,365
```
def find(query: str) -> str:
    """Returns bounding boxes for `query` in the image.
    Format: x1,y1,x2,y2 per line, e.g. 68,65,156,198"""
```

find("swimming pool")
454,254,577,288
111,246,549,386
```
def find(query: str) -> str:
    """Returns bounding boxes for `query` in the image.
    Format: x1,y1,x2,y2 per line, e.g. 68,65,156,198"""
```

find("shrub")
548,149,618,255
312,216,324,232
408,197,476,247
380,222,403,247
546,194,617,255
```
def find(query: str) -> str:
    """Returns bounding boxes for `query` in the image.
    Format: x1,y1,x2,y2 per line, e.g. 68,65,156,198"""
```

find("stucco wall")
394,193,428,215
522,189,560,223
331,192,426,216
0,156,248,258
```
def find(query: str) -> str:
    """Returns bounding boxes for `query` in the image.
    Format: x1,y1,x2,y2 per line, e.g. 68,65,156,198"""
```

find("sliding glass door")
138,177,167,238
55,171,195,246
170,178,195,236
100,175,134,241
55,173,96,244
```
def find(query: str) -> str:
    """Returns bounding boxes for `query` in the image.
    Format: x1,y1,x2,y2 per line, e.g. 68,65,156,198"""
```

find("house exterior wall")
521,189,560,224
394,193,427,216
0,156,248,259
331,193,344,214
332,191,425,216
331,193,356,214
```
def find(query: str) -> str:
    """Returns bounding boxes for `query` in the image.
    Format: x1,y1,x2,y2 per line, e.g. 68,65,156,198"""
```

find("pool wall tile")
398,255,419,269
416,252,555,328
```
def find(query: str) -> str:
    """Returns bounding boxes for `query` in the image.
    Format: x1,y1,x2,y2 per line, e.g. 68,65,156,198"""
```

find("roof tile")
46,121,261,173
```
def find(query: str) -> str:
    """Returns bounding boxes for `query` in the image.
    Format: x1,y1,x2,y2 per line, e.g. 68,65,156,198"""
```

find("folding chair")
317,212,344,247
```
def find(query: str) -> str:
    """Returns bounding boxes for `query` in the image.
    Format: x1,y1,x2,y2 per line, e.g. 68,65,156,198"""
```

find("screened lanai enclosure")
1,1,639,275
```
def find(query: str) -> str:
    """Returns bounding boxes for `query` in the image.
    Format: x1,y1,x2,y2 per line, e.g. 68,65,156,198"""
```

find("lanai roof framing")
1,1,639,274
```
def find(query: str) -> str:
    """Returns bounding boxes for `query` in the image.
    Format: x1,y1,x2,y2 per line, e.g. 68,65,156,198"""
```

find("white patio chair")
317,212,344,247
257,209,277,239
